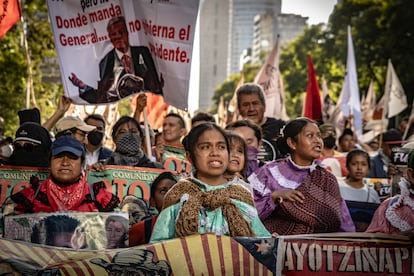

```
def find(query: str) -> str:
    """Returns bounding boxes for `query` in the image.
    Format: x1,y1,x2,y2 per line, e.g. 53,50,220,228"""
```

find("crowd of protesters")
1,83,413,248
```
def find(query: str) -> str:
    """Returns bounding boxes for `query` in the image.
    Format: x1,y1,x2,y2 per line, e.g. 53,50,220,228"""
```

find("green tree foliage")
211,0,413,120
0,0,62,137
210,63,260,113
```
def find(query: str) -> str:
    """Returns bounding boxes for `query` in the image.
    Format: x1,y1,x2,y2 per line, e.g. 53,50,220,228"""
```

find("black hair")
226,132,248,178
111,116,143,141
225,119,263,142
150,171,177,199
184,123,230,171
191,112,216,126
276,117,317,156
85,114,106,129
338,128,354,144
346,149,371,170
31,215,81,247
165,113,186,129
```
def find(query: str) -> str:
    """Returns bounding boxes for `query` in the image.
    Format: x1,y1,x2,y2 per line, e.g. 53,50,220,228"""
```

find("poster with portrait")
0,165,173,236
46,0,200,109
4,212,129,250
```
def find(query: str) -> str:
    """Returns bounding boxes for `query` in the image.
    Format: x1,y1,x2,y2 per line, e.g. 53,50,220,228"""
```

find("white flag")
384,59,407,118
254,36,288,120
361,80,376,124
337,26,362,136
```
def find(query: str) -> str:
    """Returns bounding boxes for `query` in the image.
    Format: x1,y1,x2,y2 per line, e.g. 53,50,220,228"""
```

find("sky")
188,0,338,114
282,0,337,25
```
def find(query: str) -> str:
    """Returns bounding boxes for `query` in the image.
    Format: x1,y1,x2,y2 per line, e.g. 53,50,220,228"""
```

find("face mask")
0,144,13,158
11,146,50,167
323,135,336,149
115,132,144,158
87,130,104,146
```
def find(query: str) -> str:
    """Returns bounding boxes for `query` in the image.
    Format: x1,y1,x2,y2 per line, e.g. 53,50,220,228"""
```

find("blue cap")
51,136,85,157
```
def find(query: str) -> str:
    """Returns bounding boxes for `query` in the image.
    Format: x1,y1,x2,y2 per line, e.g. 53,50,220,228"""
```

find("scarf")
163,178,255,237
109,132,145,166
384,178,414,232
46,173,88,211
264,166,342,235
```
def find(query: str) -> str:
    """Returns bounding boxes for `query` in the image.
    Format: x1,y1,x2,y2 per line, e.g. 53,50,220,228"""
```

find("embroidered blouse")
248,157,355,233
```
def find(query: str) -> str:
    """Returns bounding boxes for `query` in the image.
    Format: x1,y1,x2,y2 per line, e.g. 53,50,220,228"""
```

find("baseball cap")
51,136,85,157
319,124,336,136
15,122,52,147
55,116,96,133
382,128,403,145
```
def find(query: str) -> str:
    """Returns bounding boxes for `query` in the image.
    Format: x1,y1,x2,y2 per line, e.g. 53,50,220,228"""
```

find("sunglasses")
63,129,87,138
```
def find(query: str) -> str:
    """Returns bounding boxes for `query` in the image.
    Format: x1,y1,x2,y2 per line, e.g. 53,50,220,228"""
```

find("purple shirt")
248,157,355,232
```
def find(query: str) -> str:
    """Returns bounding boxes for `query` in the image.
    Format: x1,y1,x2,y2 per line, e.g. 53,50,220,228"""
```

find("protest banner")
0,233,412,275
4,212,129,250
161,144,192,173
0,165,170,235
86,165,169,203
364,177,390,202
275,233,413,275
46,0,199,109
390,146,411,196
0,166,49,207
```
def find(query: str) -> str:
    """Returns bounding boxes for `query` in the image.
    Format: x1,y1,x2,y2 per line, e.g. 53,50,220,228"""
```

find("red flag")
0,0,21,39
303,54,322,121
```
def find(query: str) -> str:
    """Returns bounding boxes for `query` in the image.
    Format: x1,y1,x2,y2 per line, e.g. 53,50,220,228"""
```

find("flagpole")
142,106,153,159
21,6,36,109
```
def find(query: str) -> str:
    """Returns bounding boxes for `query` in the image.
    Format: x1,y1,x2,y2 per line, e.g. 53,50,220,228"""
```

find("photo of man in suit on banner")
69,16,163,104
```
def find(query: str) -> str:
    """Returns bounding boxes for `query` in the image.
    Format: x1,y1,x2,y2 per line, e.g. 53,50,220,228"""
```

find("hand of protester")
57,95,71,114
136,93,147,113
387,163,398,177
89,162,105,172
69,73,87,89
271,189,305,204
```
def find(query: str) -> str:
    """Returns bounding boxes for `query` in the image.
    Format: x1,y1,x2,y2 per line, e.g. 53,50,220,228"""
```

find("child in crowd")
129,171,177,246
226,120,264,177
225,132,248,180
150,123,270,242
338,149,380,203
365,150,414,236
